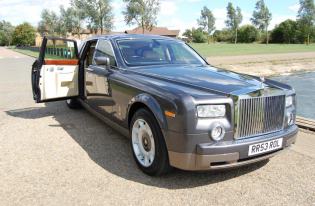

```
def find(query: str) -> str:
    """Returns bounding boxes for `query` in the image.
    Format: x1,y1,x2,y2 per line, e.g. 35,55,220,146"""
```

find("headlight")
287,112,295,126
286,96,293,107
197,105,226,118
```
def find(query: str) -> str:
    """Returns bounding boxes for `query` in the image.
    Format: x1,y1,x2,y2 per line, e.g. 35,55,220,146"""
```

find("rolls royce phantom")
31,35,298,176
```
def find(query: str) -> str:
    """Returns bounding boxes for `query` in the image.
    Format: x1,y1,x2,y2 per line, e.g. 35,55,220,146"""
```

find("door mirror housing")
94,56,110,66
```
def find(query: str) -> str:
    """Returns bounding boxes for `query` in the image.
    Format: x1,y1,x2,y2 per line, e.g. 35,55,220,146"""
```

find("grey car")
31,35,298,176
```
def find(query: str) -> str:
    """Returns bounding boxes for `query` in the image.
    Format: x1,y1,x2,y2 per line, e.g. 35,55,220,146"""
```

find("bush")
12,22,36,46
238,25,258,43
182,29,192,42
270,19,315,44
213,29,233,42
0,31,7,46
271,20,298,43
295,22,315,44
192,28,207,43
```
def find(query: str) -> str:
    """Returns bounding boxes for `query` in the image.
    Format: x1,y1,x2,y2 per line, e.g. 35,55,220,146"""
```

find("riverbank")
207,52,315,77
273,71,315,120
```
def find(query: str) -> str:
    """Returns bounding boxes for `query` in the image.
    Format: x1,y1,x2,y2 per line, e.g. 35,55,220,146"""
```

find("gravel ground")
0,47,315,206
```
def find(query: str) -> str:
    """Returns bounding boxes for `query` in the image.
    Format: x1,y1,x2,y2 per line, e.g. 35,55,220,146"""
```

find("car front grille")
235,95,285,139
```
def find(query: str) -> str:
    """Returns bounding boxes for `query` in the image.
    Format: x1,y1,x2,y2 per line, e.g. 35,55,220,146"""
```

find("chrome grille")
236,95,285,139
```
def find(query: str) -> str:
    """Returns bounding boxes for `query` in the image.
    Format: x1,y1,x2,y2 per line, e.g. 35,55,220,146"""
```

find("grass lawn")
12,48,39,58
189,43,315,57
13,43,315,59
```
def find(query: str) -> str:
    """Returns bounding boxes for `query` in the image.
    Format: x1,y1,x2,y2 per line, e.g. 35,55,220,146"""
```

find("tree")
38,9,59,36
297,0,315,45
38,8,70,37
84,0,114,34
123,0,160,34
225,2,243,44
69,0,88,38
238,25,259,43
251,0,272,44
38,0,114,38
197,6,215,43
12,22,36,46
59,6,73,36
0,20,15,46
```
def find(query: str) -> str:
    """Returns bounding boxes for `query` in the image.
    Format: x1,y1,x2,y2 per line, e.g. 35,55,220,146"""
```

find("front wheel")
66,98,82,109
130,109,172,176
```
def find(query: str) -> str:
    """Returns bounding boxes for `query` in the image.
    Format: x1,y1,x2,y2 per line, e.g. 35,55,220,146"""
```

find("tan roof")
74,29,124,35
125,27,180,36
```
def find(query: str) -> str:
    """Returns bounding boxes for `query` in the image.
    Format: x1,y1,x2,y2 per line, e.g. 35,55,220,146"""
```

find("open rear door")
32,37,79,103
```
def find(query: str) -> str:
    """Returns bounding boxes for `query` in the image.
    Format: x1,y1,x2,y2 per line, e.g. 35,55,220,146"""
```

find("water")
272,72,315,120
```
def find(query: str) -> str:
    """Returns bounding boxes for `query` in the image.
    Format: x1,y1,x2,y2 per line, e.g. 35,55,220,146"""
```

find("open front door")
32,37,79,103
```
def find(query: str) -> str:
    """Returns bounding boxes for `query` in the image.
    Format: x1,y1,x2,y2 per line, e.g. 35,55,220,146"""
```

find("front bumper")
168,125,298,171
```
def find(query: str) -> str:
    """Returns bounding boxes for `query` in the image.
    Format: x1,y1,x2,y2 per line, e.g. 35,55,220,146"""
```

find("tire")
130,108,172,176
66,98,82,109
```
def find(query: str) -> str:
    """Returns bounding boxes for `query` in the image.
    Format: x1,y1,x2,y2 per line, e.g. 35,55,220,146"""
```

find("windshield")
117,39,206,67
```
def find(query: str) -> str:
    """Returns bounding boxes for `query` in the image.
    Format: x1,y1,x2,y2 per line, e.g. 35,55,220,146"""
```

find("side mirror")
94,56,110,66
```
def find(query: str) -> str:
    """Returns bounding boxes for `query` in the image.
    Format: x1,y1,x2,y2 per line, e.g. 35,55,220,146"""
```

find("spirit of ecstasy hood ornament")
259,76,265,89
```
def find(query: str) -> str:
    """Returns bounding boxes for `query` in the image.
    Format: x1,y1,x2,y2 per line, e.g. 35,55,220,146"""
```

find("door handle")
86,68,94,72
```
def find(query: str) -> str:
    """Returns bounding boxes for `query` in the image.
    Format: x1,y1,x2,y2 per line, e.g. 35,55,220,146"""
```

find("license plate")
248,138,283,156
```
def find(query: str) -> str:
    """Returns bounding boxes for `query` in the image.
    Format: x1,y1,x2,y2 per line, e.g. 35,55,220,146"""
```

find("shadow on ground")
6,102,268,189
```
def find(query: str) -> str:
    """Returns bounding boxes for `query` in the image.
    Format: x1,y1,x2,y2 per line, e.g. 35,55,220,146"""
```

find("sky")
0,0,301,35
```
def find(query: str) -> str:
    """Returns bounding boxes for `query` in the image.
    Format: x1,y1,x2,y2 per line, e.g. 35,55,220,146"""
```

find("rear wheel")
66,98,82,109
130,108,171,176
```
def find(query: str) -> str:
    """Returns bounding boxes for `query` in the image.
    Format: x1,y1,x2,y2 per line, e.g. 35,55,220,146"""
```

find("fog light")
211,123,225,141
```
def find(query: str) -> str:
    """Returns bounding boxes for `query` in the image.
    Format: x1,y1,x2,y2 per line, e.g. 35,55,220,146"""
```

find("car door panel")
86,65,113,117
86,65,110,96
39,64,78,100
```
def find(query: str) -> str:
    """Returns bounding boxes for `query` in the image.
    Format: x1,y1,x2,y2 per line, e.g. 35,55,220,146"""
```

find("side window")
85,41,97,67
45,39,77,60
94,40,116,67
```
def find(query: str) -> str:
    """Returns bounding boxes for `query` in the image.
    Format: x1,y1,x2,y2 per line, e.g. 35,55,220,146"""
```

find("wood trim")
44,59,79,65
